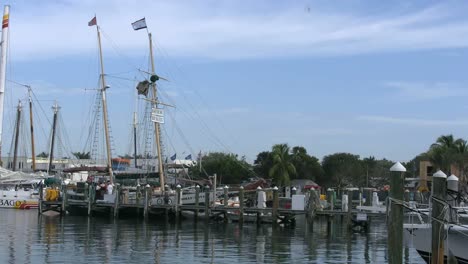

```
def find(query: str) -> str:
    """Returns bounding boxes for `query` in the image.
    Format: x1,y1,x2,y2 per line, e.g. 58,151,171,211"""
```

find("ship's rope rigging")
77,26,261,182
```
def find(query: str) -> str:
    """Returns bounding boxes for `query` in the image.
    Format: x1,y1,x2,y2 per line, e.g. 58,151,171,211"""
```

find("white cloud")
5,1,468,61
357,115,468,126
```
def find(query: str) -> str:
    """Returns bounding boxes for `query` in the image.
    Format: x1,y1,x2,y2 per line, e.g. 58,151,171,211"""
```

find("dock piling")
204,186,210,220
114,184,120,218
272,186,278,225
195,185,200,220
144,184,150,220
239,186,245,223
431,170,447,264
388,162,406,264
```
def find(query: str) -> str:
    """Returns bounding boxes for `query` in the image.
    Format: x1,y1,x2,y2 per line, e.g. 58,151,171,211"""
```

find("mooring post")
256,186,262,223
114,184,120,218
61,184,68,216
326,188,334,211
175,185,181,223
144,184,150,220
87,184,93,216
136,184,141,204
239,186,245,223
388,162,406,264
204,186,210,220
347,189,353,227
272,186,278,225
224,185,229,222
431,170,447,264
447,174,459,223
38,183,44,215
136,184,141,217
307,188,317,225
195,185,200,220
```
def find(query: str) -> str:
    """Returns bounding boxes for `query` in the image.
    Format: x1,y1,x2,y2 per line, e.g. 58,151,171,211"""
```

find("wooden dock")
38,184,388,230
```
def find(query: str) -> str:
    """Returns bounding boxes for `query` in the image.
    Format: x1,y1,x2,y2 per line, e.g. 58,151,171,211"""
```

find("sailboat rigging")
89,16,114,184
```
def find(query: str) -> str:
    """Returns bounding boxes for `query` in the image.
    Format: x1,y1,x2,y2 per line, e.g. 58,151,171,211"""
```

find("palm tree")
269,144,296,186
428,134,457,173
454,139,468,186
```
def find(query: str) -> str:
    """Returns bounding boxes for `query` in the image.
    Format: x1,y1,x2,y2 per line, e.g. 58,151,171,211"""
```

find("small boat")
404,223,468,263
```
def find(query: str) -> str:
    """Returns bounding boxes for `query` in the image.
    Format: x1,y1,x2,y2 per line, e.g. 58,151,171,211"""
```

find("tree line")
188,134,465,188
188,144,399,187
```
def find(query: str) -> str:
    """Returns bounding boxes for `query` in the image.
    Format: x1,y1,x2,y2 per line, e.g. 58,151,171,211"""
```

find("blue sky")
2,0,468,163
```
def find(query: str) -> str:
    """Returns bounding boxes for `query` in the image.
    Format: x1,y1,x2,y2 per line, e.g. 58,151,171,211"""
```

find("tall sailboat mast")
90,17,114,184
148,33,165,190
47,102,59,175
12,101,21,171
28,87,36,171
0,5,10,166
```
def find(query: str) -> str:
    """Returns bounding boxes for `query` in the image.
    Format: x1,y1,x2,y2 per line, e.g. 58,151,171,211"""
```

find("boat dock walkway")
38,184,388,228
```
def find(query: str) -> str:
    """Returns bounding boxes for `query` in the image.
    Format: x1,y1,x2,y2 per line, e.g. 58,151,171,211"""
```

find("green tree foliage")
367,159,394,188
72,151,91,159
321,153,364,188
290,146,323,181
269,144,296,186
189,152,253,184
253,151,273,178
36,152,48,158
428,134,457,173
426,134,468,186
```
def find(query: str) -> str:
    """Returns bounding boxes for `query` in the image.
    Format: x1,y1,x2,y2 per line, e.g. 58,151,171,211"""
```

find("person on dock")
107,181,113,195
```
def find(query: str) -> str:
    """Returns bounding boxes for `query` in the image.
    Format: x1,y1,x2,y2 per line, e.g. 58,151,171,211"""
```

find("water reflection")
0,211,426,263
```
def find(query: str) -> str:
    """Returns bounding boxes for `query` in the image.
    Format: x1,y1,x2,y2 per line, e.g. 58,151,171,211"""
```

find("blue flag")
185,154,192,160
170,154,177,161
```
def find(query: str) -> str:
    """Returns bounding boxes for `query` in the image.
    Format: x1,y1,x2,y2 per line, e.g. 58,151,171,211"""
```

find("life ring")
136,192,142,200
156,198,164,205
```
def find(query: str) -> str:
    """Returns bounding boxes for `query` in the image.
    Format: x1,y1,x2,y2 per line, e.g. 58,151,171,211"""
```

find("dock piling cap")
433,170,447,178
390,162,406,172
447,174,458,181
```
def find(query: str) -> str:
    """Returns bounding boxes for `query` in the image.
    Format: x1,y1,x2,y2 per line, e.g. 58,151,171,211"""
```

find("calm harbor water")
0,210,424,263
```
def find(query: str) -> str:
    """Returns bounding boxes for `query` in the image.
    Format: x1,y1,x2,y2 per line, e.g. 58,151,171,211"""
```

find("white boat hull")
405,224,468,263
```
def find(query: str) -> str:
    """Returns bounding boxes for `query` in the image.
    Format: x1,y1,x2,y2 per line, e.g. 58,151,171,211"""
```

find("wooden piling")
38,184,44,215
239,186,245,223
256,186,261,224
404,189,409,203
224,186,229,222
431,170,447,264
175,185,181,223
61,184,67,216
272,186,278,225
114,184,120,218
87,184,93,216
204,187,210,220
144,184,150,220
326,189,333,211
388,162,406,264
195,185,200,220
347,189,353,227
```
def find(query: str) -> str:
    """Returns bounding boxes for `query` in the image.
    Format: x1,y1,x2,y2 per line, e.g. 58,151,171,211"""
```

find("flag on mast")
185,154,192,160
170,153,177,161
88,16,97,27
132,18,147,30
